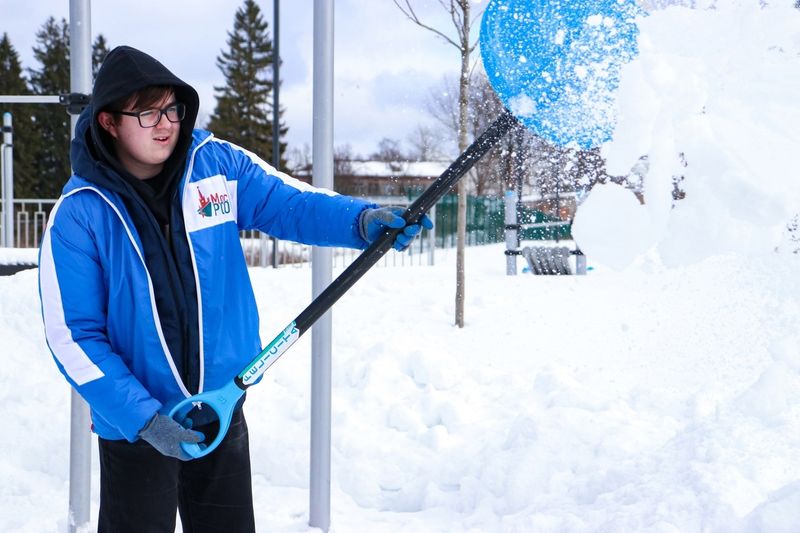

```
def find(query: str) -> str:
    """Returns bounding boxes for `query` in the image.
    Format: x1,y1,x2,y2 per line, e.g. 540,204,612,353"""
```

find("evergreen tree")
27,17,71,199
208,0,287,167
92,34,111,80
0,33,28,100
0,33,37,199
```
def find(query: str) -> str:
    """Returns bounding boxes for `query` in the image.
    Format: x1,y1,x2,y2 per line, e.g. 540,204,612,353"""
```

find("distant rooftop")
340,160,450,178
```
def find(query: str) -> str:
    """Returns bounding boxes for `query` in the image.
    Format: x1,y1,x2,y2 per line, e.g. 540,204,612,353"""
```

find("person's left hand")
138,413,205,461
359,206,434,251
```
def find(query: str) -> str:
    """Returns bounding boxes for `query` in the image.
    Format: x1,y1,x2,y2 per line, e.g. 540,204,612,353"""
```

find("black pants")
98,409,255,533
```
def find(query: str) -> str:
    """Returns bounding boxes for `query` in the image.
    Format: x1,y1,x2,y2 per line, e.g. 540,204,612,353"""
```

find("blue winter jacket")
39,128,373,441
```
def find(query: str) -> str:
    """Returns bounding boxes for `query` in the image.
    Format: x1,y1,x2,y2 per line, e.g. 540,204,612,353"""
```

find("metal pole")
575,249,587,275
259,233,268,267
555,178,560,243
2,113,13,248
310,0,333,530
271,0,281,268
0,95,62,104
68,1,92,531
504,190,517,275
427,204,436,266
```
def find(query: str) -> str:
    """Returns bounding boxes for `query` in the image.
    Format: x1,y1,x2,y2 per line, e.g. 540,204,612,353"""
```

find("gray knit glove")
139,414,204,461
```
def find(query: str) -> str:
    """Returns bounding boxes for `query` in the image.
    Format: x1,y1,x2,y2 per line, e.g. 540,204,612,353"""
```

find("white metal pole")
271,0,281,268
504,190,518,275
427,204,436,266
0,96,63,104
68,1,92,532
2,112,12,248
0,127,3,248
309,0,334,531
0,95,62,104
576,250,587,275
0,144,3,248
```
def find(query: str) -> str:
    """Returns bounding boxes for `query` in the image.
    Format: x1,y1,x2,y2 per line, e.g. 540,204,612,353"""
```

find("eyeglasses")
113,102,186,128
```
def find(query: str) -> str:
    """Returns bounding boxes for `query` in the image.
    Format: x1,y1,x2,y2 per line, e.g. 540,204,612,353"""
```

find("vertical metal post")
68,1,92,532
504,190,517,275
575,250,587,275
259,233,268,267
310,0,333,531
2,112,13,248
555,179,561,243
270,0,281,268
427,204,436,266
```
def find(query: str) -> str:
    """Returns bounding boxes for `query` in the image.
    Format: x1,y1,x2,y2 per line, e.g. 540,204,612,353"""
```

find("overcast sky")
1,0,485,162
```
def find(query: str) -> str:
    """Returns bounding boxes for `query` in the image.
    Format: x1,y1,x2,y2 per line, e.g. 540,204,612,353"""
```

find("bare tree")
467,69,513,195
423,70,510,195
371,137,405,162
425,76,460,146
286,143,311,174
334,143,355,176
394,0,483,328
406,124,445,161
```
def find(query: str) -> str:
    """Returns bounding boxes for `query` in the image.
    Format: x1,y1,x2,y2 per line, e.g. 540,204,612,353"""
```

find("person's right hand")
139,413,204,461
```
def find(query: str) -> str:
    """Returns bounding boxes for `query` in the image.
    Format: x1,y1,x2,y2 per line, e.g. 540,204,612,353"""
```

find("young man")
38,45,430,532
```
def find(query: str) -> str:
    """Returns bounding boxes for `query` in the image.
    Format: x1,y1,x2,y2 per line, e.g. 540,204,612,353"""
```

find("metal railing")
239,224,436,269
11,199,55,248
1,199,437,268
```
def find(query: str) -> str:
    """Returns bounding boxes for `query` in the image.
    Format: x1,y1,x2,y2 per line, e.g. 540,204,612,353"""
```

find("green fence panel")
518,204,573,241
415,193,571,248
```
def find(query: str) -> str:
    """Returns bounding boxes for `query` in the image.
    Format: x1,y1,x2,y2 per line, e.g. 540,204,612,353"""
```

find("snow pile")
0,248,39,265
2,245,800,532
575,0,800,269
571,182,652,270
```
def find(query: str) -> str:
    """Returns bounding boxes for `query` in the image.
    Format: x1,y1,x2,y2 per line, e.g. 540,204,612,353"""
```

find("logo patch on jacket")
197,188,231,218
183,174,238,232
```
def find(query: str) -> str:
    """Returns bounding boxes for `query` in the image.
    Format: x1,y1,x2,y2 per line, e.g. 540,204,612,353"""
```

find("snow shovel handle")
294,108,519,333
169,109,519,459
168,381,245,459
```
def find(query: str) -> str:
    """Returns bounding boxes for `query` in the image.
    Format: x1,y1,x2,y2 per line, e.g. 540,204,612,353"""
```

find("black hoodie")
71,46,203,396
88,45,200,223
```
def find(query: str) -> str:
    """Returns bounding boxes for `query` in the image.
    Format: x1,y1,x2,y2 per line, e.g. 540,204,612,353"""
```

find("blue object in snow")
480,0,641,149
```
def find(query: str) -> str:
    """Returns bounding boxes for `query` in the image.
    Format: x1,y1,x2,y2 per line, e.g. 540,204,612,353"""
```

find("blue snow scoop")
482,0,640,149
169,0,640,459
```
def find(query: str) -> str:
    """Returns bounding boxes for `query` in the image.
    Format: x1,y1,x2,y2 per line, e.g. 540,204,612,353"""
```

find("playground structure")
503,189,587,276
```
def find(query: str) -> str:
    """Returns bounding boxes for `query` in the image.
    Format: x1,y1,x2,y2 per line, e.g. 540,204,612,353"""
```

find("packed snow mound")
574,0,800,269
572,182,651,270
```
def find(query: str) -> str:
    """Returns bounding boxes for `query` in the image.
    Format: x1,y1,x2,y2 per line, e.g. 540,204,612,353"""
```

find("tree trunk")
391,0,477,327
455,2,470,328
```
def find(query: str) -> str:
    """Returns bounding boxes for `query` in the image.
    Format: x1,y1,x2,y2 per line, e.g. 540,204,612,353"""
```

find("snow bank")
576,0,800,269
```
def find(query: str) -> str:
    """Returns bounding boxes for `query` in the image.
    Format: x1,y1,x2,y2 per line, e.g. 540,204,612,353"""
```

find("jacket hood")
90,45,200,123
71,45,200,205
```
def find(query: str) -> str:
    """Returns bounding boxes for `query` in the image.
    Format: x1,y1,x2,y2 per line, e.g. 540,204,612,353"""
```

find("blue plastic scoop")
480,0,640,149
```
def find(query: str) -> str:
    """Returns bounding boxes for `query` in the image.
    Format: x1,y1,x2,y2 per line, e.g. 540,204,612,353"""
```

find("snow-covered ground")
2,244,800,532
3,1,800,531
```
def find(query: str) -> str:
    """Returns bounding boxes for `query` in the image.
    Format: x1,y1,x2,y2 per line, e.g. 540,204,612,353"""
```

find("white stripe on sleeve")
40,195,105,386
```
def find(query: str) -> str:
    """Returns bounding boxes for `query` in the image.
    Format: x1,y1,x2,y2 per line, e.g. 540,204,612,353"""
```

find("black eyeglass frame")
111,102,186,128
